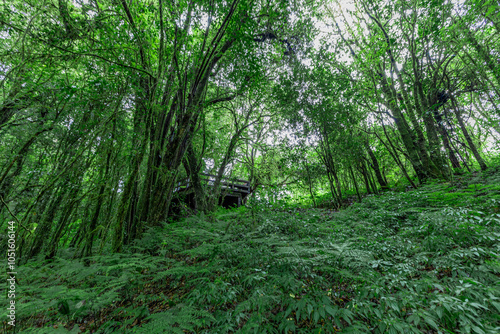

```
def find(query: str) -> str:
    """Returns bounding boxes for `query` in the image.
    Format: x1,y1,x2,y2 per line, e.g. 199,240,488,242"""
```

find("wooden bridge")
173,173,251,208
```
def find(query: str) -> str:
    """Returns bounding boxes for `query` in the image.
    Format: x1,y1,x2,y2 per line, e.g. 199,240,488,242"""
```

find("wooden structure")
173,173,251,209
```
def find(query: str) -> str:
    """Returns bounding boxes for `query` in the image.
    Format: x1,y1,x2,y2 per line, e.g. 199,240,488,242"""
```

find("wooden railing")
173,173,251,196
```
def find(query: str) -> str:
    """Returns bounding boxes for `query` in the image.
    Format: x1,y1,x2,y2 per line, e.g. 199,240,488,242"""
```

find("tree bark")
349,165,362,202
450,97,487,171
365,143,389,189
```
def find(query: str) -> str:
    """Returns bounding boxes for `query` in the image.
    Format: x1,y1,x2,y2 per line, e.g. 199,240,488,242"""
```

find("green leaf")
307,303,313,316
313,310,320,323
325,305,338,317
424,316,439,330
491,301,500,312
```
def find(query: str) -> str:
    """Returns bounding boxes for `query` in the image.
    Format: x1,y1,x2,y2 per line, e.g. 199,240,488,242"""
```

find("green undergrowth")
2,169,500,333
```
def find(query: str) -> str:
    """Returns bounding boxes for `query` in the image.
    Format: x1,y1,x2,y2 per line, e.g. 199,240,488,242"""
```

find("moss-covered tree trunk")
365,143,388,189
450,97,487,171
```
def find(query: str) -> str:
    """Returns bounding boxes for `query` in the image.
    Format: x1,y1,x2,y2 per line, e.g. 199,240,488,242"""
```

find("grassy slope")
2,168,500,334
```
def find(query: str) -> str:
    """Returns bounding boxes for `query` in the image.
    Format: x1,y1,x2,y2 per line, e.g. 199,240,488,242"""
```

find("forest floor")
2,168,500,334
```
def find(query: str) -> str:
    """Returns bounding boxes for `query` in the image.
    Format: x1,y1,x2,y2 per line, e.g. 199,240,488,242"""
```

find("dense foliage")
2,167,500,333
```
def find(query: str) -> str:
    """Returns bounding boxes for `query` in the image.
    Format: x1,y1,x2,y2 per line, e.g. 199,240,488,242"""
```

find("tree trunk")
365,143,389,189
83,140,114,257
27,186,67,259
450,97,487,171
326,172,340,209
349,165,362,202
358,161,372,194
378,72,427,183
376,122,417,188
182,145,205,212
304,162,317,207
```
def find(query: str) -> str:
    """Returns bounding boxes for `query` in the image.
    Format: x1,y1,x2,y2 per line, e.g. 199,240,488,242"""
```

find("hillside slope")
4,168,500,333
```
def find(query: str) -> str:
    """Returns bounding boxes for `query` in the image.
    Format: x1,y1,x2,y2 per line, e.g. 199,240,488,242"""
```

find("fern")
7,171,500,333
133,305,214,333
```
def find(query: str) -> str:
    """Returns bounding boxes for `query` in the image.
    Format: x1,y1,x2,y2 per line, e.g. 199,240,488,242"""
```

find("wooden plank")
174,174,251,204
200,173,250,184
